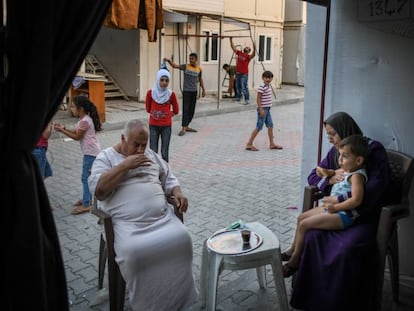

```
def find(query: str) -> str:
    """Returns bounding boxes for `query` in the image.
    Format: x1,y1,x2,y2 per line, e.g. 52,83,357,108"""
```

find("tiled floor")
381,272,414,310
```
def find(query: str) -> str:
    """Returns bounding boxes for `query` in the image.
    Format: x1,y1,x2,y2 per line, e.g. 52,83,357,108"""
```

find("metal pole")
217,19,223,109
317,3,331,163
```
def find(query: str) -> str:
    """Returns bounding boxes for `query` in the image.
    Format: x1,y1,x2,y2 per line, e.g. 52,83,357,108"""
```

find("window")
258,35,272,62
203,31,219,62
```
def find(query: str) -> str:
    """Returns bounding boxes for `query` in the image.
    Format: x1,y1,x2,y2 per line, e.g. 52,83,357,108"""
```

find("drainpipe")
317,2,331,163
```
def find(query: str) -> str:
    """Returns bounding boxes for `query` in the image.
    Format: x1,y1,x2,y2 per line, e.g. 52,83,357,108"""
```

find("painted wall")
89,27,140,98
302,0,414,274
161,17,200,98
226,0,284,21
138,32,161,102
283,0,306,85
224,0,285,90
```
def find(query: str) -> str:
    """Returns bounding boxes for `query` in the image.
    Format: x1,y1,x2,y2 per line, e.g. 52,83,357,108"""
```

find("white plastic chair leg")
206,253,223,311
271,258,289,311
256,266,267,289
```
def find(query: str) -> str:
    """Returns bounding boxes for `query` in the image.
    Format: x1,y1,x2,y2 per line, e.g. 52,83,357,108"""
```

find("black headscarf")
324,112,364,167
324,112,363,139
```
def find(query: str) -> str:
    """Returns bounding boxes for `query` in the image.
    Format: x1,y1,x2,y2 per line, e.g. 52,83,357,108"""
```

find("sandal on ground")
245,146,259,151
71,206,91,215
186,127,198,132
73,199,83,207
178,130,186,136
282,262,299,278
280,252,292,262
270,145,283,150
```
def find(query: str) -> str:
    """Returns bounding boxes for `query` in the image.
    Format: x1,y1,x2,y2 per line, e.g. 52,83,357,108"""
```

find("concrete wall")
225,0,284,21
302,0,414,274
138,32,162,101
89,27,140,99
283,0,306,85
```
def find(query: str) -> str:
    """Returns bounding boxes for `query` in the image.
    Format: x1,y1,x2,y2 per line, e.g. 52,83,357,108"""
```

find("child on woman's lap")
282,135,369,277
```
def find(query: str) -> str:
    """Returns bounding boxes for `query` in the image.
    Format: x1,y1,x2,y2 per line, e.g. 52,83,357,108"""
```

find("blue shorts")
323,209,355,229
256,107,273,130
338,211,354,228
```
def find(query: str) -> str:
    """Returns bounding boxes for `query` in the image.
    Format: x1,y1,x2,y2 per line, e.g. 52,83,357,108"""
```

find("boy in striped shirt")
245,71,283,151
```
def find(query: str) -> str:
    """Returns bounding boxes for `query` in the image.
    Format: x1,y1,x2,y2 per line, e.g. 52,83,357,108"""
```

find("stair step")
104,85,120,91
105,94,127,99
85,54,129,101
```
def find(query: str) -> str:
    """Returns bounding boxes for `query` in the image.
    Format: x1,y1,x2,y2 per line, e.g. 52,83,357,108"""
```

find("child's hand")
328,168,345,185
324,203,336,213
321,195,338,204
53,123,65,132
259,107,265,117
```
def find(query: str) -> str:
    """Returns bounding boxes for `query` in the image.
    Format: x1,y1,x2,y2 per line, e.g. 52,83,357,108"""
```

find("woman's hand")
316,166,335,177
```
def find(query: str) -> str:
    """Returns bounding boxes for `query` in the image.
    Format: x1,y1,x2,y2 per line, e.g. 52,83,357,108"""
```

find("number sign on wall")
358,0,411,22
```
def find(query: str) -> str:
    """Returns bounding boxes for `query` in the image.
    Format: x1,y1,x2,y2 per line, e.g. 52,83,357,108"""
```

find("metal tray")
207,229,263,255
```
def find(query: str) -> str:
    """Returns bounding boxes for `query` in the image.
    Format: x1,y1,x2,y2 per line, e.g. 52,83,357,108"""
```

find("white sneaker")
244,100,250,105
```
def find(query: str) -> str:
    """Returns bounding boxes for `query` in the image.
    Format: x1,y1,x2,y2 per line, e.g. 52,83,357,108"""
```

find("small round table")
200,222,289,311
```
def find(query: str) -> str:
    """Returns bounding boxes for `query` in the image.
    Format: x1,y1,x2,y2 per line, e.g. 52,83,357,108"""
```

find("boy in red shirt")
146,68,179,162
230,37,256,105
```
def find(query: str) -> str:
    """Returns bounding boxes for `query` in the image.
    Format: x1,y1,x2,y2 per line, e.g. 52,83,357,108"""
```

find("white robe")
89,147,198,311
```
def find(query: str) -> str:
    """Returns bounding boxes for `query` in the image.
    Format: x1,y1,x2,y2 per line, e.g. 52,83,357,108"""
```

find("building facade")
90,0,286,102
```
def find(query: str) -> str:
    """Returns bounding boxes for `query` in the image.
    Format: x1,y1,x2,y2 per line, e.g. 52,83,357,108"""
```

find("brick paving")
46,86,305,310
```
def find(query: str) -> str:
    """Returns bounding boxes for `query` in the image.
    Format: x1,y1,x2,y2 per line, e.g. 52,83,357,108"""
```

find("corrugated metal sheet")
164,0,224,15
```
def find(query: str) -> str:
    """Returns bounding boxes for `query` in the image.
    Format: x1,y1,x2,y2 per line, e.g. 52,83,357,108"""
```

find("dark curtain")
0,0,111,310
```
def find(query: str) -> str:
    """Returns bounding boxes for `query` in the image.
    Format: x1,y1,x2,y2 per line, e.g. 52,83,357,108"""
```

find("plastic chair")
200,222,289,311
297,149,414,310
91,203,126,311
373,149,414,310
91,196,183,311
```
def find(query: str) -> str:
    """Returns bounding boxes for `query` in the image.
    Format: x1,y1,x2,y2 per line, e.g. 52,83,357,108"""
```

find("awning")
163,9,188,23
162,9,250,30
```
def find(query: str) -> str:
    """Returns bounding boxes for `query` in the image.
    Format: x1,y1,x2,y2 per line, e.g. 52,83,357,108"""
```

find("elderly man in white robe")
88,119,198,311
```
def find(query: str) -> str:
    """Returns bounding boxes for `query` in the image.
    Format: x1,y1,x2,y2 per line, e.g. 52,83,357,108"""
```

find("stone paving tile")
45,85,413,310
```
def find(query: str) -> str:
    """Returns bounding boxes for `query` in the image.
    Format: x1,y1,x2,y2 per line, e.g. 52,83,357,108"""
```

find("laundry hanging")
104,0,164,42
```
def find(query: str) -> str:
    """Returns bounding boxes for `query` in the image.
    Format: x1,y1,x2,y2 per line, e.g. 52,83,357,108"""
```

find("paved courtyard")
46,101,304,310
